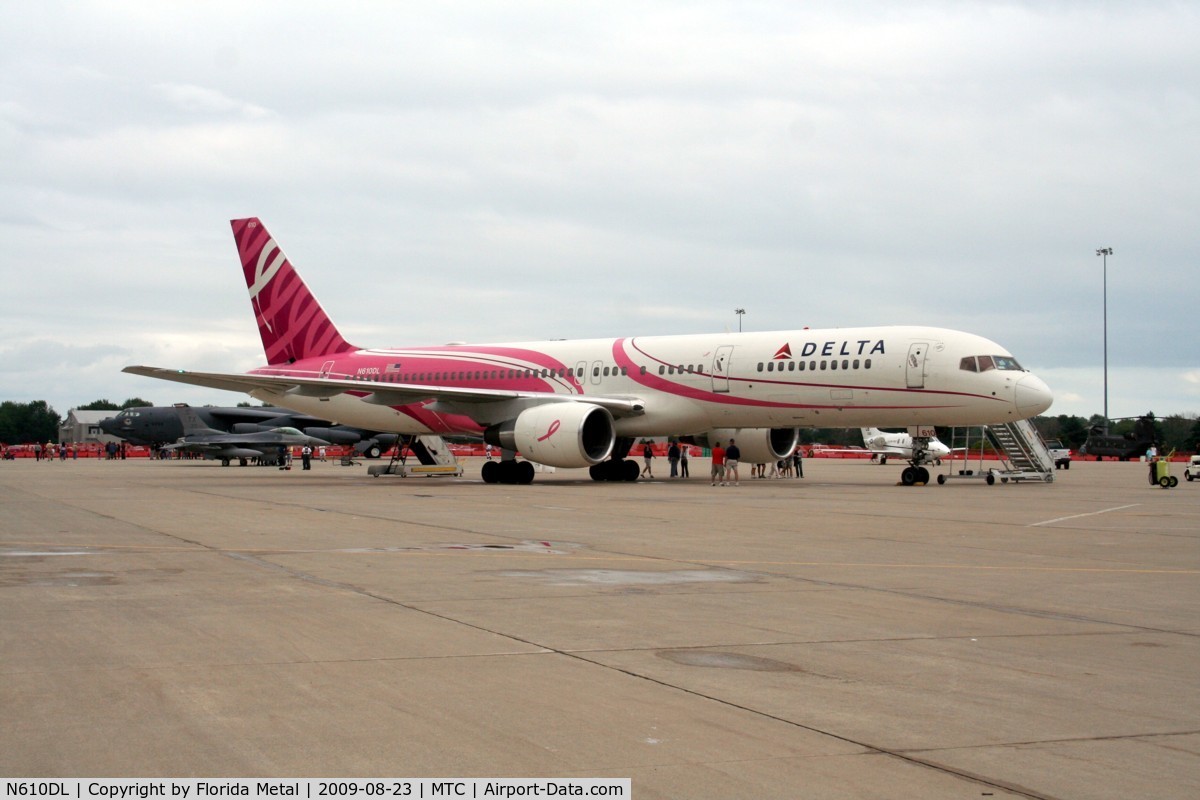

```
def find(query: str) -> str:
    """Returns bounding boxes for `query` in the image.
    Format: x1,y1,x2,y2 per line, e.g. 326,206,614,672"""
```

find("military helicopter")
1078,415,1160,461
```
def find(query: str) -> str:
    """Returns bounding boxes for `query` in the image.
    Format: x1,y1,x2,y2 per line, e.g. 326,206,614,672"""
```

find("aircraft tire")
901,467,917,486
917,467,930,484
516,461,536,485
482,460,500,484
589,463,606,481
365,445,382,459
221,458,230,467
623,459,640,482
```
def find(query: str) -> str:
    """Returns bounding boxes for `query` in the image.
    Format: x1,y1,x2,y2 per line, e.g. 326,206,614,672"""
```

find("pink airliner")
126,218,1052,484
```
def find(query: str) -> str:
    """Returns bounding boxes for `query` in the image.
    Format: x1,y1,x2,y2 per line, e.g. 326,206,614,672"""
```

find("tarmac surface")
2,455,1197,798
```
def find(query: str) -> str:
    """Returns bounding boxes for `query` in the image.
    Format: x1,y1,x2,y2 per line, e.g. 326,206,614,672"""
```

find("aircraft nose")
1015,374,1053,416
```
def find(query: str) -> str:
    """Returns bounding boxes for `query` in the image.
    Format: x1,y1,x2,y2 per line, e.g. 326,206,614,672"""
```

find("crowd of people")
1,441,130,461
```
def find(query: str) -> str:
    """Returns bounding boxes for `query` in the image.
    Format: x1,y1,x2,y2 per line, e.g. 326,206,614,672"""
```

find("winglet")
231,218,358,365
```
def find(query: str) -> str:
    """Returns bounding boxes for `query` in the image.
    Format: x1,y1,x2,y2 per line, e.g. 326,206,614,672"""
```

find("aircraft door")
590,360,603,386
575,361,587,387
906,343,928,389
319,360,335,378
711,345,734,393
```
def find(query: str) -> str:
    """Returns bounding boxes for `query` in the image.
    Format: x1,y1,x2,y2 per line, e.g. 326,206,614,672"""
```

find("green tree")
76,399,121,411
0,400,62,444
120,397,154,409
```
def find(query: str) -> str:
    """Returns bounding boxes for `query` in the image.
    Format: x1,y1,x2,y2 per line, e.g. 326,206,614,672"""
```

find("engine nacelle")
695,427,799,463
231,423,273,434
485,403,615,468
303,427,365,445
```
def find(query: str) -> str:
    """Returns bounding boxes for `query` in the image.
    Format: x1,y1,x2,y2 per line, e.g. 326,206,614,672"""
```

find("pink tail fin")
231,218,357,366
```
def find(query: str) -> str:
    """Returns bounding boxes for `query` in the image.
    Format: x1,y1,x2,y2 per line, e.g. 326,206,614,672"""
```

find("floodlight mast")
734,307,745,333
1096,247,1113,432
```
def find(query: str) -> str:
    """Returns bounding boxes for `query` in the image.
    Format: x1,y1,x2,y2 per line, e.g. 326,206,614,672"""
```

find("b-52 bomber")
163,406,331,466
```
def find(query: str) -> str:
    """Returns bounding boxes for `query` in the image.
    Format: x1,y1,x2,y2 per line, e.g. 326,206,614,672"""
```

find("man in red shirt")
711,442,726,486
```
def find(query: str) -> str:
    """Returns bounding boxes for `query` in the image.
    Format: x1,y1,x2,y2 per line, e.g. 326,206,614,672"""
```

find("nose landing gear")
899,434,934,486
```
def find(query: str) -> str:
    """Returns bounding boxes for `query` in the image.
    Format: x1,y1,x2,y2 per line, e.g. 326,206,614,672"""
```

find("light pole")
1096,247,1113,432
734,308,745,333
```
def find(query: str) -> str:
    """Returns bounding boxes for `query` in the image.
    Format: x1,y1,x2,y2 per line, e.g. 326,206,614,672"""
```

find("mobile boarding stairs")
938,419,1056,485
368,435,464,478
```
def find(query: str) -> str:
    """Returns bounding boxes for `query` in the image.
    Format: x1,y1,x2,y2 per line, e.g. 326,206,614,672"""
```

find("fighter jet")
101,404,398,456
164,406,330,466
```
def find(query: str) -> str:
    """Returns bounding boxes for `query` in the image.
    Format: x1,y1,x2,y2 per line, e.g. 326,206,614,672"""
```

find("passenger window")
757,363,764,372
639,366,647,375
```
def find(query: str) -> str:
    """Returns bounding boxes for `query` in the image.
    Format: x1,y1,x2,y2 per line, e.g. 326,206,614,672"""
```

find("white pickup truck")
1044,438,1072,470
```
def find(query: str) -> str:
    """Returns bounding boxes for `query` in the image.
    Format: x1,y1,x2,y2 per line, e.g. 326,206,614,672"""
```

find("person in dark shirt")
725,438,742,486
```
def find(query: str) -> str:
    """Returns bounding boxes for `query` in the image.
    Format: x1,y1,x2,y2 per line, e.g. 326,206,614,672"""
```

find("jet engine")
302,427,365,445
484,403,615,468
695,427,799,463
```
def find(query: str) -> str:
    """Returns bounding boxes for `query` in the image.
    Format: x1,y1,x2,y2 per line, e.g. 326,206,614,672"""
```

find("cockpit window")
960,355,1024,372
992,355,1022,371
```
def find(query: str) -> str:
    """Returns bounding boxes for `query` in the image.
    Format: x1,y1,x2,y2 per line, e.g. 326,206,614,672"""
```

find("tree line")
3,397,1199,452
0,398,152,444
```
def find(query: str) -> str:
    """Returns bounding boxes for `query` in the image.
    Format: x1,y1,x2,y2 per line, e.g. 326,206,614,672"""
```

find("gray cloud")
1,1,1196,420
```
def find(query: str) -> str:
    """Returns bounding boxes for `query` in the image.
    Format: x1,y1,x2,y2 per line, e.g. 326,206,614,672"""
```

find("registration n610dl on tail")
126,218,1052,484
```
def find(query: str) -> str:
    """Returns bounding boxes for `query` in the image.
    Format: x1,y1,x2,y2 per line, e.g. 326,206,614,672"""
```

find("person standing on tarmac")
711,441,726,486
301,444,313,470
725,438,741,486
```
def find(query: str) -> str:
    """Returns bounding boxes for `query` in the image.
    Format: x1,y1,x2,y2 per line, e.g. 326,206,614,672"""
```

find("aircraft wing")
123,366,646,417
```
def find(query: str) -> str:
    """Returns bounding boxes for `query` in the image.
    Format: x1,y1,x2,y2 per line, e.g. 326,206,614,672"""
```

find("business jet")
860,428,954,465
125,217,1053,485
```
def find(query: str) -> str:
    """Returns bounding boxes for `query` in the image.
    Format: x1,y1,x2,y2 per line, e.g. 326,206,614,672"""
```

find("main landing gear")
589,436,640,482
899,435,934,486
481,455,535,485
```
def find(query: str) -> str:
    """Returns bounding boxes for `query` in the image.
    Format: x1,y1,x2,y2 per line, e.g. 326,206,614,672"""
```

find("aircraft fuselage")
243,326,1050,438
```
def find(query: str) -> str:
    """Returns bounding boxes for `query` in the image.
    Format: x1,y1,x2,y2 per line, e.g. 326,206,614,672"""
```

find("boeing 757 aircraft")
125,218,1053,484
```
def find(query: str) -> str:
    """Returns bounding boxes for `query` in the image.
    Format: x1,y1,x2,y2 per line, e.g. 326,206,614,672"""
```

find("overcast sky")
2,1,1197,424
